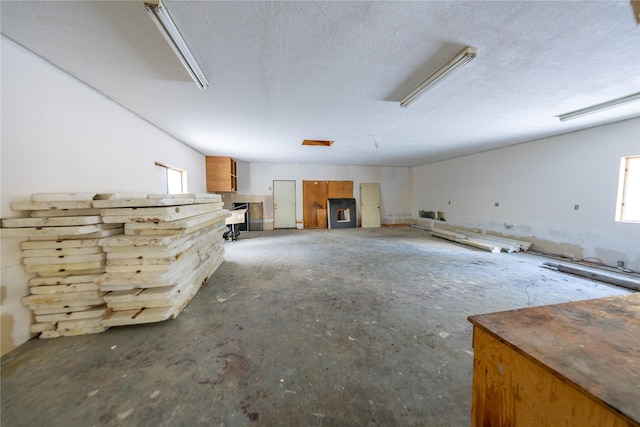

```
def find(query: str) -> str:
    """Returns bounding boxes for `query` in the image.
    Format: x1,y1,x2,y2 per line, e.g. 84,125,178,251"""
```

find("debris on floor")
543,262,640,292
430,228,530,253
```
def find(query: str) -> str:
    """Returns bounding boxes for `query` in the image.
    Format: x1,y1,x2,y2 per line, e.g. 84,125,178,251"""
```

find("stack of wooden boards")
1,193,227,338
430,228,531,253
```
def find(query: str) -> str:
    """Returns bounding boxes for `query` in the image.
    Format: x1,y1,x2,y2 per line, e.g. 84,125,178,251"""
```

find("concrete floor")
1,227,633,426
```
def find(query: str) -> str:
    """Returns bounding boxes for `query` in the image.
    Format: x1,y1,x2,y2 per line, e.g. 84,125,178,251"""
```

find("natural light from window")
155,162,187,194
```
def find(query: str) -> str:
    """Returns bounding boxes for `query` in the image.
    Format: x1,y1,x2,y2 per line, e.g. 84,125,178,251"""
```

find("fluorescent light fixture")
400,46,477,108
145,0,209,89
558,92,640,121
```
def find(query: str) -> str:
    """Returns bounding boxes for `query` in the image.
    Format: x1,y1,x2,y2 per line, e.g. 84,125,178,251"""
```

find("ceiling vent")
302,140,334,147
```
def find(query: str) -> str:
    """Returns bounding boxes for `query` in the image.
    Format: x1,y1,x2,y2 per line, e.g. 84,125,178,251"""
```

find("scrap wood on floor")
430,228,531,253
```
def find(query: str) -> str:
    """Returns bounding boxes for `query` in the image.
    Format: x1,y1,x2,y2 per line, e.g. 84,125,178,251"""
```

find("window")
615,155,640,223
155,162,188,194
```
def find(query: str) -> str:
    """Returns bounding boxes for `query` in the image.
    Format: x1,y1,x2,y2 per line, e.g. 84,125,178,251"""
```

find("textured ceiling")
2,1,639,167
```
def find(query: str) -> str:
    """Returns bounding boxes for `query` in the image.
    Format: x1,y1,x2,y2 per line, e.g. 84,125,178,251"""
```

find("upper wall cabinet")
206,156,237,192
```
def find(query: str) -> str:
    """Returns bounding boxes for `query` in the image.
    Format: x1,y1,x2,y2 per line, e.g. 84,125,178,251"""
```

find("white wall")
222,162,413,229
413,118,640,270
0,37,206,355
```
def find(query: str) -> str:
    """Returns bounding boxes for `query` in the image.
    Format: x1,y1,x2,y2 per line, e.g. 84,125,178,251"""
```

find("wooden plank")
54,318,108,336
29,274,102,286
105,263,175,274
31,323,55,333
544,262,640,292
96,256,200,288
148,193,222,202
99,233,183,248
10,200,94,211
2,215,103,228
102,307,173,326
30,208,102,218
26,297,106,310
1,223,121,237
110,222,223,252
101,202,220,223
316,209,327,229
303,180,328,229
327,180,354,199
35,306,107,322
22,246,103,257
125,220,226,236
23,291,106,305
469,294,640,426
22,239,101,250
104,265,201,307
456,230,530,252
193,194,223,203
94,197,195,209
24,227,123,240
125,210,229,234
37,318,108,338
36,268,106,277
431,230,501,253
102,254,222,325
23,253,106,266
24,261,106,274
31,193,97,202
32,305,96,315
30,283,100,294
93,193,149,201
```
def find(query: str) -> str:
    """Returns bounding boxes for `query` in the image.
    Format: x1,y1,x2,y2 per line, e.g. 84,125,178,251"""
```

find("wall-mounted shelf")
206,156,237,192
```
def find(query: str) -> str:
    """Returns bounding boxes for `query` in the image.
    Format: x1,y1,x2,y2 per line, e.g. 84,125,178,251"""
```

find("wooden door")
360,183,381,228
273,180,296,229
303,180,328,229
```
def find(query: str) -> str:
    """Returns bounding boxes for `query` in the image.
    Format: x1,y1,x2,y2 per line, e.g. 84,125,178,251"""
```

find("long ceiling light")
145,0,209,89
400,46,477,108
557,92,640,121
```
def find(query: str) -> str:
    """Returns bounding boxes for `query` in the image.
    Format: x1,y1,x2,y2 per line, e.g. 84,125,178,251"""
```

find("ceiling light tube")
557,92,640,121
145,0,209,89
400,46,477,108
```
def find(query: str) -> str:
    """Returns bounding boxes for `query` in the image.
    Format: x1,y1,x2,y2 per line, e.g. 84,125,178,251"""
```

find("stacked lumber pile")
1,193,122,338
1,192,228,338
431,228,531,253
95,193,226,327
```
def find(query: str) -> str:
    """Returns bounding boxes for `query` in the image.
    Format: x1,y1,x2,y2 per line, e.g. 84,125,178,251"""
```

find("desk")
468,293,640,427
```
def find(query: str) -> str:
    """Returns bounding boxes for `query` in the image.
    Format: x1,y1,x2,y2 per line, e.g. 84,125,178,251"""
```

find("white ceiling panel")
2,1,639,166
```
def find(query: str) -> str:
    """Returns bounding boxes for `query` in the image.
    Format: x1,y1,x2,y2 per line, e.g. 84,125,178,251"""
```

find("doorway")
360,183,381,228
273,180,296,229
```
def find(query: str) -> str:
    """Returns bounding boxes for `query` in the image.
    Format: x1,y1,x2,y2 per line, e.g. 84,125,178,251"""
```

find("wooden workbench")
468,293,640,427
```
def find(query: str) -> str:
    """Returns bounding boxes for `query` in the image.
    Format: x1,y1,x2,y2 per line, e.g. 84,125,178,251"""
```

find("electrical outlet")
574,204,579,210
617,260,625,268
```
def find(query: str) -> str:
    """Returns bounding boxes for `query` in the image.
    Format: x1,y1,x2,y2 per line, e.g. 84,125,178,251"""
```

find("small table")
468,293,640,427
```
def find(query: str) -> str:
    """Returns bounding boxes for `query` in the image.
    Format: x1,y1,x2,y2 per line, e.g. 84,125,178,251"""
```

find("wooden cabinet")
468,294,640,427
206,156,237,192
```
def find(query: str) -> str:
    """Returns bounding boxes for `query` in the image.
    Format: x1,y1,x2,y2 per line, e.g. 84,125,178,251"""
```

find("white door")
273,180,296,229
360,183,381,228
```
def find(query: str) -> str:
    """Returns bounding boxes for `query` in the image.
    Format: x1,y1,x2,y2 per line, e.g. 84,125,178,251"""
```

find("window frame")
155,161,188,194
615,155,640,223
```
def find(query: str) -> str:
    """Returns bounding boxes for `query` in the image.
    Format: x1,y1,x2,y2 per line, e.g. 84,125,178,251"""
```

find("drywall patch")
526,237,585,261
1,314,16,356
